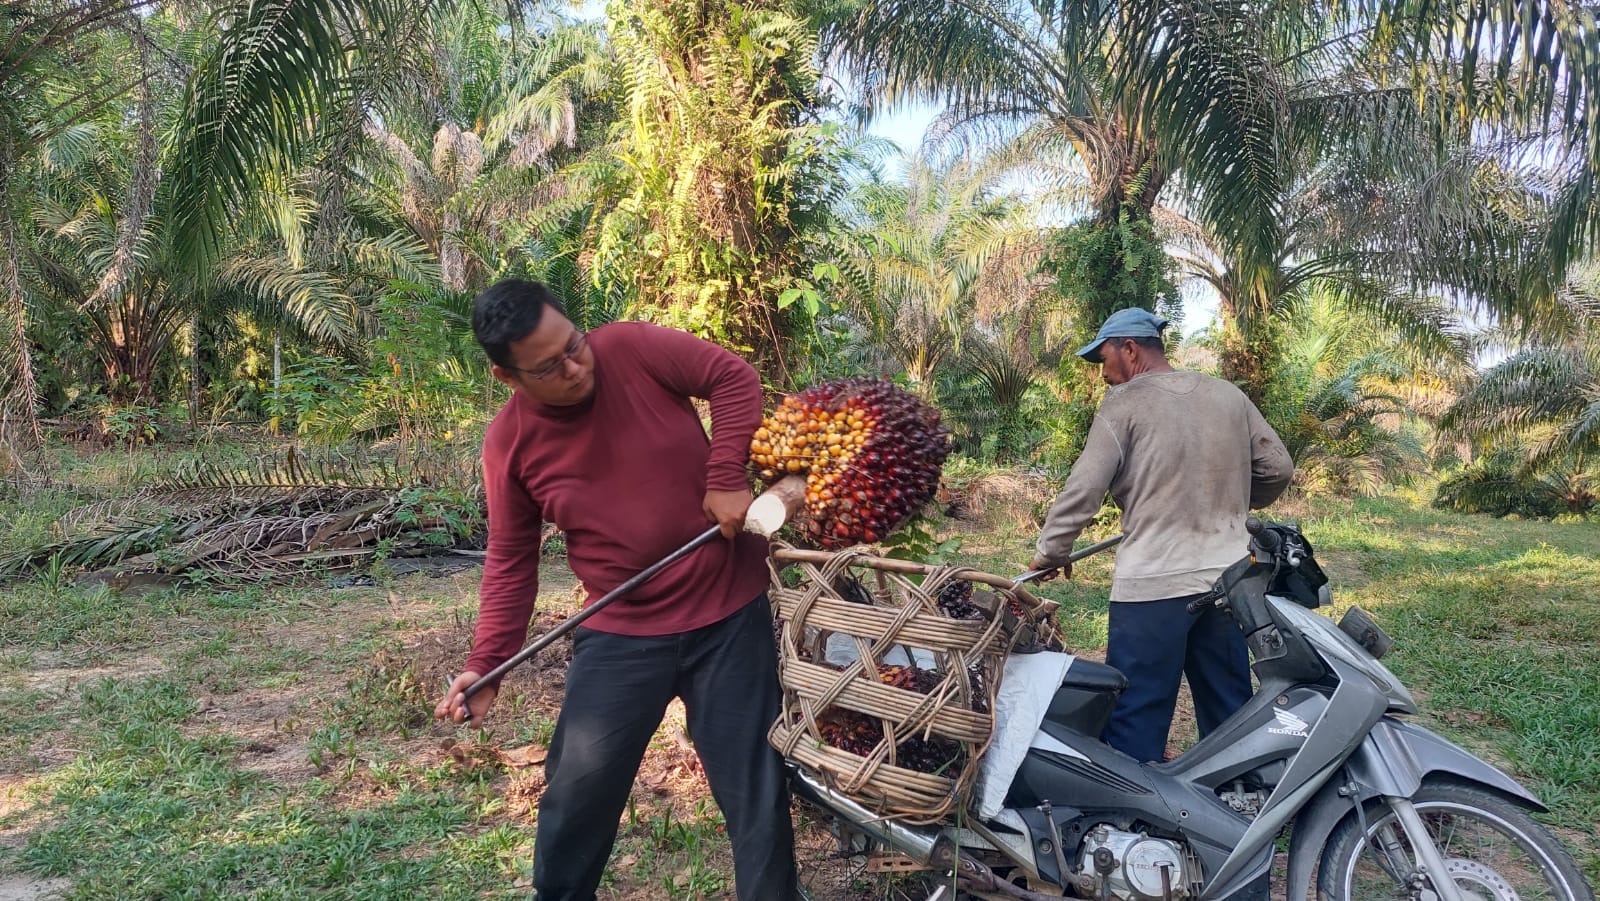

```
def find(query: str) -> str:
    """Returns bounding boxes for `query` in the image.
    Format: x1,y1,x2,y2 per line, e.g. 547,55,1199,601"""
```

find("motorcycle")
789,518,1597,900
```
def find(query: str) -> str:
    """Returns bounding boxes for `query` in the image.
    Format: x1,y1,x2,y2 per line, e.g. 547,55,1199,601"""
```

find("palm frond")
216,253,356,345
1440,346,1594,442
168,0,427,267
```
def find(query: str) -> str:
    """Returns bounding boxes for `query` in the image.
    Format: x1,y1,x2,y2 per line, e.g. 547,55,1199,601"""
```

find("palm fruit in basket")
748,377,951,548
818,709,967,773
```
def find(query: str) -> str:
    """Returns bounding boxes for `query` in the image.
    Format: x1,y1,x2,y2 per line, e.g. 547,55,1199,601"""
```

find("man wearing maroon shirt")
434,280,797,900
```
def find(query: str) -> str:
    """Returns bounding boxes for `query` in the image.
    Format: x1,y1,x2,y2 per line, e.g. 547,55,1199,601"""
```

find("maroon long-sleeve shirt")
464,321,770,681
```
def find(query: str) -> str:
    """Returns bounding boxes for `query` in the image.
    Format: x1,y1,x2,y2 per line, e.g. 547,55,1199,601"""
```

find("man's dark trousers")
1101,594,1252,765
531,594,797,900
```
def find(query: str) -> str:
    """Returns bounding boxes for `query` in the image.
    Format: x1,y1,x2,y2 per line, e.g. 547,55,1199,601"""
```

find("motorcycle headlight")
1268,597,1417,714
1338,606,1393,660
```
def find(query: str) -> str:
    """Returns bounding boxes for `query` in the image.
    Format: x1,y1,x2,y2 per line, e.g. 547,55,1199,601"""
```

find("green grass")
1305,499,1600,834
1009,495,1600,880
0,590,526,901
19,728,513,900
2,457,1597,894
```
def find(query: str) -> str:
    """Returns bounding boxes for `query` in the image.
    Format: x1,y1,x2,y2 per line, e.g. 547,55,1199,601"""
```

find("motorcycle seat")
1062,659,1128,694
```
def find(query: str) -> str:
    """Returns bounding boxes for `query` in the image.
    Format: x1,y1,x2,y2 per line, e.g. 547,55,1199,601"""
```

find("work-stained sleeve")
1245,401,1294,509
1035,411,1124,566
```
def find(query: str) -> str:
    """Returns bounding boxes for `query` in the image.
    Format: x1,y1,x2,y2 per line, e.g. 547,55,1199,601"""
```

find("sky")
862,102,939,157
860,101,1226,332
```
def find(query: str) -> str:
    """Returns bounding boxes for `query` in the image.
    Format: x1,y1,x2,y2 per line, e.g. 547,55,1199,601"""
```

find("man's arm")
625,324,764,536
1035,413,1123,567
462,424,543,684
1244,401,1294,509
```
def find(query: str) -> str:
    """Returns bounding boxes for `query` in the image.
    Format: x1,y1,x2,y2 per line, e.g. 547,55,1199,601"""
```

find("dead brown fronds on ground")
947,471,1052,533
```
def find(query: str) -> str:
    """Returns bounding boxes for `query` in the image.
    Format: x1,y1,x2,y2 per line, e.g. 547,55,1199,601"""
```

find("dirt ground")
0,554,1221,901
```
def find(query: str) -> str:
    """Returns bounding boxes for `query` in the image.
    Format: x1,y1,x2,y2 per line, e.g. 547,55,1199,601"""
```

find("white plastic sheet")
823,632,937,670
974,651,1075,819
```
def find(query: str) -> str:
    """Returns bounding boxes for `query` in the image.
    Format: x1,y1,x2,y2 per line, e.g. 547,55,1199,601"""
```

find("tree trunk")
1215,292,1277,407
188,311,200,432
1218,333,1269,407
1088,116,1166,226
1213,271,1283,408
603,0,817,385
272,333,282,436
0,138,44,472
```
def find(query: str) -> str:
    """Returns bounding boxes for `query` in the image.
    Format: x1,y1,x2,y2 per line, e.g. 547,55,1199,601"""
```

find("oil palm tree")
1264,339,1429,497
26,59,437,407
1156,33,1582,403
1441,334,1600,473
357,5,608,293
165,0,425,267
831,153,1049,392
31,140,358,404
828,0,1349,302
828,0,1600,367
2,0,162,459
584,0,838,380
1162,157,1478,399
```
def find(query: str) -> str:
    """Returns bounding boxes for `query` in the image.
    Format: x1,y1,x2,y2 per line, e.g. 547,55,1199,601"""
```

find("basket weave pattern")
767,542,1057,823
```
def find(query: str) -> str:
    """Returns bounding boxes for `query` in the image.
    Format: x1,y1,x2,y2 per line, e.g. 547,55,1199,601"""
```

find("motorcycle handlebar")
1247,516,1280,555
1189,519,1279,618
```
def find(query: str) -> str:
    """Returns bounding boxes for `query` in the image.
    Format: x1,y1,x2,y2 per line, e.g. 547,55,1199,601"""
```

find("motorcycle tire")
1316,778,1595,901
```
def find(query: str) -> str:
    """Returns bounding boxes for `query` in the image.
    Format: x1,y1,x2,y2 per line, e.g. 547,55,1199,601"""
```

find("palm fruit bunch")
818,711,882,757
812,663,978,771
898,734,966,774
876,663,941,694
935,580,981,619
937,578,1025,619
818,710,965,773
749,378,951,548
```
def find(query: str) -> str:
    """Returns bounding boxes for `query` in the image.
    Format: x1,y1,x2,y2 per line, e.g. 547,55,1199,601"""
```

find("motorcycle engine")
1079,825,1201,900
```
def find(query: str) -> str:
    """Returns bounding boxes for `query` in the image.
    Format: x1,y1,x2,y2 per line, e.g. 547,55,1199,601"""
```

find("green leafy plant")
587,0,840,382
880,515,961,567
393,485,483,547
1045,203,1182,346
100,403,163,445
1434,451,1597,519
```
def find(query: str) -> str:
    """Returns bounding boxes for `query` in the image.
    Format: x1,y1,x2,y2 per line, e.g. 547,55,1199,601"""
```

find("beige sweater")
1036,370,1293,602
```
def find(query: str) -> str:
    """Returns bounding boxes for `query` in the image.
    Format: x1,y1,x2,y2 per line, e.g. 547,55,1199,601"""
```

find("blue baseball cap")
1076,308,1170,362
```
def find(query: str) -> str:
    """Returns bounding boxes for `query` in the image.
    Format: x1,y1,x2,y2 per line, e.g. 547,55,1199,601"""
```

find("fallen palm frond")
57,445,413,531
9,444,485,583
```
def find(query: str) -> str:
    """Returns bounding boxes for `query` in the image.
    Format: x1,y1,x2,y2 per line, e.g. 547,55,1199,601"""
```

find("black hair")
471,279,565,367
1131,335,1166,353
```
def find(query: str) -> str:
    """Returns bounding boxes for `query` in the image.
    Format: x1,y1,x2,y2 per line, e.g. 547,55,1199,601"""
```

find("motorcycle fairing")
1201,655,1391,897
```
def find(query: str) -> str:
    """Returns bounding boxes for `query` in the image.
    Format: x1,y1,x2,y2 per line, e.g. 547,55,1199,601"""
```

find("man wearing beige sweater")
1030,308,1294,764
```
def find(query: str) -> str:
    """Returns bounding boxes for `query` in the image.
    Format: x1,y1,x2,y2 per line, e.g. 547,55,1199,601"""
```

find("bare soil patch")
0,876,69,901
21,654,166,699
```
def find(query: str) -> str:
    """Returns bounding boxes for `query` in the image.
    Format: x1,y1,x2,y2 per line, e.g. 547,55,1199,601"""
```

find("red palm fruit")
751,378,952,550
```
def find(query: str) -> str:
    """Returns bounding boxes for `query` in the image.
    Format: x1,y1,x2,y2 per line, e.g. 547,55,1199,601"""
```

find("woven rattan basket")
767,542,1058,823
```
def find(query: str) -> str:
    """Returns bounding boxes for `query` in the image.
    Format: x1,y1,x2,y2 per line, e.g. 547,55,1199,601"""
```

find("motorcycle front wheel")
1317,779,1595,901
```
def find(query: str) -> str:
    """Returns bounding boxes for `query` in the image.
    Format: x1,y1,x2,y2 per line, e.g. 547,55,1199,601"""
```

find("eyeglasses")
506,331,587,380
